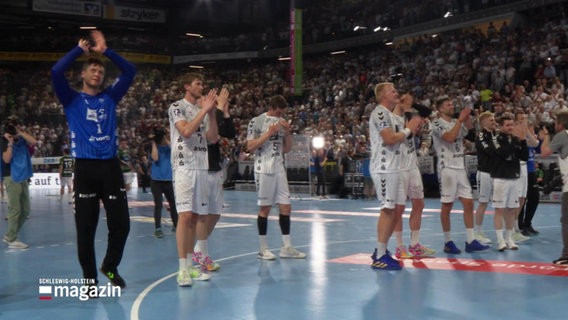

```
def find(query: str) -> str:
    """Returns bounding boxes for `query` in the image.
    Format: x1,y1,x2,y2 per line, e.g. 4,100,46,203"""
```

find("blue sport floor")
1,189,567,320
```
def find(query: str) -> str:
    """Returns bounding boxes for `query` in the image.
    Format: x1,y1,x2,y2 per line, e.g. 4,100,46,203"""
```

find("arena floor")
1,189,567,320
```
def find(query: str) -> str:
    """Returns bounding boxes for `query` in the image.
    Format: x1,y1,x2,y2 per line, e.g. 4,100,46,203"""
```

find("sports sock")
410,230,420,246
282,234,292,247
196,240,209,257
495,229,504,243
376,243,387,257
505,229,514,243
179,258,187,270
466,228,475,243
279,214,290,235
259,235,268,249
257,216,268,235
444,232,451,243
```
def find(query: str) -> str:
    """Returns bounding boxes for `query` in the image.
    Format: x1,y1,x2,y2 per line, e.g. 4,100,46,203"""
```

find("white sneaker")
512,232,529,243
497,241,507,252
506,241,519,250
189,266,211,281
474,231,492,244
257,248,277,260
177,268,192,287
279,246,307,259
4,238,29,249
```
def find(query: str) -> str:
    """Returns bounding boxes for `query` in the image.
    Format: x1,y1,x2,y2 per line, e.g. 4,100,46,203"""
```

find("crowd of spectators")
1,7,568,186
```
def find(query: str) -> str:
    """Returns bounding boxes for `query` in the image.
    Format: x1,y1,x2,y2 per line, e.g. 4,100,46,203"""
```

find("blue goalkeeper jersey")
51,46,137,159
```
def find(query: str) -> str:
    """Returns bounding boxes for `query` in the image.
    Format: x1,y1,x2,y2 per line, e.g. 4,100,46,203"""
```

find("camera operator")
1,117,37,249
149,127,178,238
539,111,568,265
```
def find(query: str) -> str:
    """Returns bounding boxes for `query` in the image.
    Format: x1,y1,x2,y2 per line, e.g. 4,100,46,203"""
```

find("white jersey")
369,104,401,173
431,117,468,170
393,113,418,171
246,112,286,174
168,98,209,171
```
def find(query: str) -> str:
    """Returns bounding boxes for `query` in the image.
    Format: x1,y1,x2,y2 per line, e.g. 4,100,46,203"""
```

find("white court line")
129,250,264,320
129,239,367,320
129,221,563,320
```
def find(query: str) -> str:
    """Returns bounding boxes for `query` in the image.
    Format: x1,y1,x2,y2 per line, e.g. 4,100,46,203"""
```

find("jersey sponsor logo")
86,108,98,122
78,193,96,198
172,108,182,116
86,108,107,122
88,135,111,142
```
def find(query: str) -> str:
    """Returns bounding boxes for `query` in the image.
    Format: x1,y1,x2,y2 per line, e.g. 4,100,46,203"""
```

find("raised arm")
216,88,236,139
51,40,89,106
91,31,137,102
441,107,471,143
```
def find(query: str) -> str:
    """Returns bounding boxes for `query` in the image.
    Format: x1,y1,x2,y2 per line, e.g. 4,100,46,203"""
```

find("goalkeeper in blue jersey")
51,30,137,289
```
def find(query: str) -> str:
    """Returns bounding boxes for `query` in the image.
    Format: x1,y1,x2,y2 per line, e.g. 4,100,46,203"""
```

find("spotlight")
312,136,325,149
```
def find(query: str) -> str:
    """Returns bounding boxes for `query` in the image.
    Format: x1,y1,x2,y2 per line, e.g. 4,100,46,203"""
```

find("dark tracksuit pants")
74,158,130,281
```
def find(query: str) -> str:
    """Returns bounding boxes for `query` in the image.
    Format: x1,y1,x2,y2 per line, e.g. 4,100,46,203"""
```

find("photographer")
539,111,568,265
149,128,178,238
1,117,37,249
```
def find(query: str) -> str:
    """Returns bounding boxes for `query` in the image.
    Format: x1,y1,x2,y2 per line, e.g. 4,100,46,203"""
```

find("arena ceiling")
0,0,289,38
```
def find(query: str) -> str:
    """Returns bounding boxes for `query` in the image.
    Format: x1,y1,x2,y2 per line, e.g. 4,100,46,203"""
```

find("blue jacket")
4,138,33,183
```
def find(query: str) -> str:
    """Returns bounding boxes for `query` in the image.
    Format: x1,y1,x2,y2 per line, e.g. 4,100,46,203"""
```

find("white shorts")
371,172,399,210
61,176,73,188
397,168,424,205
206,171,224,214
438,167,473,203
255,171,291,206
518,162,528,198
493,178,520,208
476,171,493,203
173,169,210,214
123,172,134,185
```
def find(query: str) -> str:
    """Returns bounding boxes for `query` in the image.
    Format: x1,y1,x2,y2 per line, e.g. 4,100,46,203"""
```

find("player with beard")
473,112,496,245
391,92,435,259
431,97,490,254
491,113,528,251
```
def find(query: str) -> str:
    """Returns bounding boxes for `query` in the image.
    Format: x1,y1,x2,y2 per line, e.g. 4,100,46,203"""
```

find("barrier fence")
25,155,564,203
232,155,563,202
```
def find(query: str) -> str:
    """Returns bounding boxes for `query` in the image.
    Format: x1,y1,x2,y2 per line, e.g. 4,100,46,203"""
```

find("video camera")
539,122,556,136
152,128,166,144
543,165,562,194
404,103,433,120
3,116,19,136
